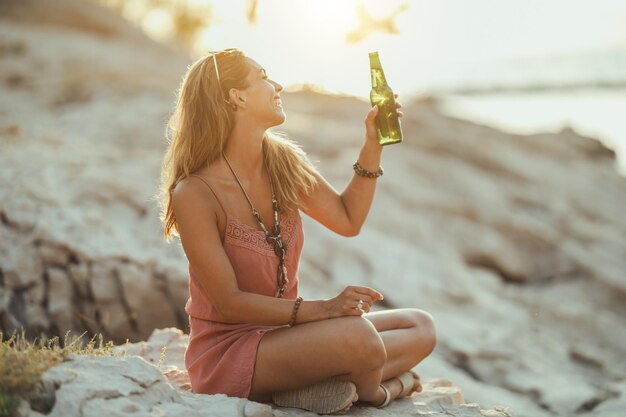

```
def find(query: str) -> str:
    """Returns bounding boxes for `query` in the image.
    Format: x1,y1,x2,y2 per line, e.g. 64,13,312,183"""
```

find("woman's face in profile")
239,57,285,127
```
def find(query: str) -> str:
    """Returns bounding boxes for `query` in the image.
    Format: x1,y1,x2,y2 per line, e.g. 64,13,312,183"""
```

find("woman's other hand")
324,285,385,318
365,93,403,145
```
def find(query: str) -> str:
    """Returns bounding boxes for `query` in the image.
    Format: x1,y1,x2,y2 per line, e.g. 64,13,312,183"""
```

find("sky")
137,0,626,173
177,0,626,98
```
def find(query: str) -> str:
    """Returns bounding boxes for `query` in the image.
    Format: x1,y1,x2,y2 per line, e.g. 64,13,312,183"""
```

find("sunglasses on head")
208,48,240,84
207,48,241,107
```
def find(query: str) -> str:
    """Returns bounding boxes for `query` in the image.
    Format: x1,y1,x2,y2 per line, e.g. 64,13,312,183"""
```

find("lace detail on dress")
225,210,300,256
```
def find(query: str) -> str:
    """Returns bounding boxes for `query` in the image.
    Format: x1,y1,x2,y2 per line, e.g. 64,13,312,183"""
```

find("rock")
39,354,183,417
112,327,189,380
46,267,75,333
15,329,515,417
586,381,626,417
281,88,626,417
0,0,189,345
38,243,71,267
116,262,178,335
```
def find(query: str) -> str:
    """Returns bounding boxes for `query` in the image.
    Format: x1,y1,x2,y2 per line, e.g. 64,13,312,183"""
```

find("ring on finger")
357,299,364,310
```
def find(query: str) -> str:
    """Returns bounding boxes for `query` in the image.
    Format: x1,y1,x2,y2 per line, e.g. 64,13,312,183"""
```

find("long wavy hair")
159,50,318,240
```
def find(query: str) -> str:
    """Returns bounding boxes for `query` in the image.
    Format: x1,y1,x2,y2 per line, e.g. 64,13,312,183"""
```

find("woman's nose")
273,80,283,92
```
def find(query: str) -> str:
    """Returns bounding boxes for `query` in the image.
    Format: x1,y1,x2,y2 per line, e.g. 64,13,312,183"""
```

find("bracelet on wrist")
353,161,383,178
288,296,303,327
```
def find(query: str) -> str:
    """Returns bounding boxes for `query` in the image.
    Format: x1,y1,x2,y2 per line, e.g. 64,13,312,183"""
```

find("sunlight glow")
100,0,626,174
142,8,175,41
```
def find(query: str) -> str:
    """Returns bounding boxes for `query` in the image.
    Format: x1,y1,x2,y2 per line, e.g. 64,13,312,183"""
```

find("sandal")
376,384,392,408
397,371,419,397
376,370,421,408
272,378,357,415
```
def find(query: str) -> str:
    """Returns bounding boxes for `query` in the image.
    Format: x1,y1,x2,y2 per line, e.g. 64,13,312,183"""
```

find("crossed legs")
248,308,437,406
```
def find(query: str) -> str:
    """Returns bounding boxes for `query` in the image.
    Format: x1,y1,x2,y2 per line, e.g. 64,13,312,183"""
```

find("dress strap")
188,174,227,217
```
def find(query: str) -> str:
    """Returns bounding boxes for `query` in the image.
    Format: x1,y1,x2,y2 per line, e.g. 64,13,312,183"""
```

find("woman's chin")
271,111,286,126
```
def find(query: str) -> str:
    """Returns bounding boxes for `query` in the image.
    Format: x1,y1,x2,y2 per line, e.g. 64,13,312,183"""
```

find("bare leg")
366,308,436,379
249,315,387,406
249,308,436,409
356,308,437,406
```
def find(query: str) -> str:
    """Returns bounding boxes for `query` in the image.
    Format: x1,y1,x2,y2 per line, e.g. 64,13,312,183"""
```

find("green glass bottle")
369,51,402,145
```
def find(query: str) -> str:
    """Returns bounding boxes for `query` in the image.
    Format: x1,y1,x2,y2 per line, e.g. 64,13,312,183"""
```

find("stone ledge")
17,328,514,417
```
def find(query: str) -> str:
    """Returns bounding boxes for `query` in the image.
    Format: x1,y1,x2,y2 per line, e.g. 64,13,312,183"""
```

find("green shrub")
0,328,125,415
0,390,21,417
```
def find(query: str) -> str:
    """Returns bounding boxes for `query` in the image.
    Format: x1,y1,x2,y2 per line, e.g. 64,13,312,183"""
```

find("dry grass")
0,328,126,417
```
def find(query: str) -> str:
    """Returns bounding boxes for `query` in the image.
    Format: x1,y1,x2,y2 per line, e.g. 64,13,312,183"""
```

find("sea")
424,48,626,176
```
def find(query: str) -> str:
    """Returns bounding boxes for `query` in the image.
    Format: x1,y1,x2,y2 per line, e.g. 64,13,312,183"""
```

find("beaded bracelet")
353,161,384,178
288,296,303,327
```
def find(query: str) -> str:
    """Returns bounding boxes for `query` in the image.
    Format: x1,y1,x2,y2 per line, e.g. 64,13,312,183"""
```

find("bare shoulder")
171,175,218,225
172,176,206,207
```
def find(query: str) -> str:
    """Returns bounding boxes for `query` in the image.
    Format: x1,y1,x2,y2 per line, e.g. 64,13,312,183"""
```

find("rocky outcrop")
1,1,625,417
284,89,626,417
15,328,517,417
0,5,190,344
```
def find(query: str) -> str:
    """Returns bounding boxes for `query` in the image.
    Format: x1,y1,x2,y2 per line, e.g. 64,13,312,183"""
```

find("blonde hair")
159,50,318,240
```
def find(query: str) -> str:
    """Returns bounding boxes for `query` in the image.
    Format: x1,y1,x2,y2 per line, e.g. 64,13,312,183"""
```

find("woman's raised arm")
301,99,402,236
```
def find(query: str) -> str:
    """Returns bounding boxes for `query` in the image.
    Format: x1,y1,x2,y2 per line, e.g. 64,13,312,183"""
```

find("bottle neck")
369,53,387,87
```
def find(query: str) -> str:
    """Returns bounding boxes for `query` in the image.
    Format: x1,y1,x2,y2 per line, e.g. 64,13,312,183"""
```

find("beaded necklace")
222,153,289,298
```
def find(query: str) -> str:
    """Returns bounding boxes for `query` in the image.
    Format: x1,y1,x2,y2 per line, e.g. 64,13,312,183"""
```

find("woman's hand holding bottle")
364,93,403,146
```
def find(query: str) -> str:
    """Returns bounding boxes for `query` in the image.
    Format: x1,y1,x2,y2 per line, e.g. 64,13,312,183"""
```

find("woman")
159,49,436,414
